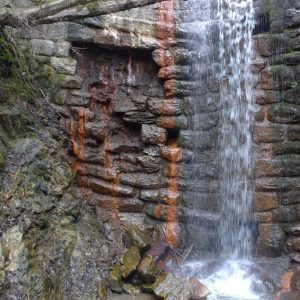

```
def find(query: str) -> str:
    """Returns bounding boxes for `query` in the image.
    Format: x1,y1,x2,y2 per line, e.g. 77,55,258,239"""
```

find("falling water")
217,0,255,259
181,0,266,299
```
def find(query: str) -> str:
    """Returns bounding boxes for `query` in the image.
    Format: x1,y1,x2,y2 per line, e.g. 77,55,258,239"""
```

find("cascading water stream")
217,0,255,260
181,1,268,299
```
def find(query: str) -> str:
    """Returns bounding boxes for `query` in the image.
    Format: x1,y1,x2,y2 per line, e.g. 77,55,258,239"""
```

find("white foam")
182,260,263,300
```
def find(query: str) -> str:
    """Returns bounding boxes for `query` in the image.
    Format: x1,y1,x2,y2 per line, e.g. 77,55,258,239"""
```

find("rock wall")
12,1,186,247
68,47,164,219
252,0,300,261
11,0,300,261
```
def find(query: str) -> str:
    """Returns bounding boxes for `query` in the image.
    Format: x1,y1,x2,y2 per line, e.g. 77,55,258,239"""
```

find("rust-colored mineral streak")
275,272,294,300
155,0,179,247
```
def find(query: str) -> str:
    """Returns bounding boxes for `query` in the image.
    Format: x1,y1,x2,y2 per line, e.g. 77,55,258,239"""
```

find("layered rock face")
252,0,300,260
12,0,186,247
8,0,300,265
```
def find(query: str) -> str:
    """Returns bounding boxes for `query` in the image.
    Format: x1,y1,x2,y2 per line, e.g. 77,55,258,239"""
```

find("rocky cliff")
0,0,300,299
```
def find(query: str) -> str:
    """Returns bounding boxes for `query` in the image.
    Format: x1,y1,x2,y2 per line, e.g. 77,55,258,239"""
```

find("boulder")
96,197,144,213
189,277,211,299
278,205,300,223
138,255,161,284
123,283,141,296
121,246,141,278
143,145,161,157
273,142,300,155
124,226,152,251
153,273,193,300
138,241,169,283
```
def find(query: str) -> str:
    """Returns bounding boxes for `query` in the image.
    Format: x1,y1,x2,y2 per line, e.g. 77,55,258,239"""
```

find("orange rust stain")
78,108,86,158
168,163,178,178
155,0,179,247
275,271,294,300
282,272,293,290
156,0,175,48
161,145,181,162
166,221,178,248
156,202,162,220
70,121,79,160
70,108,87,162
161,116,177,128
100,101,121,220
69,108,91,197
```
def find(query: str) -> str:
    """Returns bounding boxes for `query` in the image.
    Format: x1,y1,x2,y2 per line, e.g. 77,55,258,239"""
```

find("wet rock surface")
3,1,300,299
252,0,300,263
121,246,141,278
153,273,193,300
108,234,210,300
0,119,122,299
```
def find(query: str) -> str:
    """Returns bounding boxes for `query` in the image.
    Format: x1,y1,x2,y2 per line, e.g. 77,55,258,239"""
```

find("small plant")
291,81,298,89
0,29,37,104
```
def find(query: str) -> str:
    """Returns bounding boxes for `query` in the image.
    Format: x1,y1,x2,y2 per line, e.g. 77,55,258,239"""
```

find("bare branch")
42,0,164,24
21,0,98,21
0,0,164,26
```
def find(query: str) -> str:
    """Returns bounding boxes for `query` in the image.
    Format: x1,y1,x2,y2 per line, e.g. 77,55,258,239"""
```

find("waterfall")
181,1,265,299
217,0,255,259
183,0,255,258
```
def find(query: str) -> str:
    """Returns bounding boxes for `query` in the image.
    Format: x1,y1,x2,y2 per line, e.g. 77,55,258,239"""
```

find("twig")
70,45,87,57
39,88,63,118
180,244,194,265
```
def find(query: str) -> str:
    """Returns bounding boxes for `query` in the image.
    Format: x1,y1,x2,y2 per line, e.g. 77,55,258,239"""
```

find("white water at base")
182,261,267,300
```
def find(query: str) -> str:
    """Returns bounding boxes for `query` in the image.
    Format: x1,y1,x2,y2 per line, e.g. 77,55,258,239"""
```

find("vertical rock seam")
155,0,180,247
